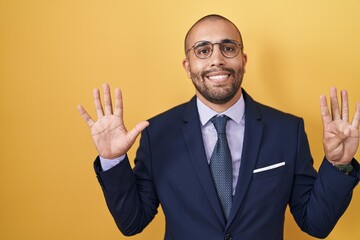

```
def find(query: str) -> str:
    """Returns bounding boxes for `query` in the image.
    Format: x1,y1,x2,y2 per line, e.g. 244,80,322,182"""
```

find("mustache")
201,67,236,79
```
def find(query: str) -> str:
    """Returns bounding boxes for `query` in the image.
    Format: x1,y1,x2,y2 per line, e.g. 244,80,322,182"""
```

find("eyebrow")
194,41,211,47
194,39,236,46
220,39,236,43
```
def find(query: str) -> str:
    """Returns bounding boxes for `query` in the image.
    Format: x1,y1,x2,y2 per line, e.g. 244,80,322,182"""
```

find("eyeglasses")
186,40,243,59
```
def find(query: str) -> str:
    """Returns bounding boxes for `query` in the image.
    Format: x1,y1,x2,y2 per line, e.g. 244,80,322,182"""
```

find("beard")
190,66,244,105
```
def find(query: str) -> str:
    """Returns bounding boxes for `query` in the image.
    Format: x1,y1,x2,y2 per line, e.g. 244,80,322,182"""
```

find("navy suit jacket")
94,90,359,240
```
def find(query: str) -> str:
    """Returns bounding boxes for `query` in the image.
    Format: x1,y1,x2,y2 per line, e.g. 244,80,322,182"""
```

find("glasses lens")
220,42,240,58
193,42,213,59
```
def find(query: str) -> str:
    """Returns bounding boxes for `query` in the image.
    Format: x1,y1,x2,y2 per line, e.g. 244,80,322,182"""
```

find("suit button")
224,233,232,240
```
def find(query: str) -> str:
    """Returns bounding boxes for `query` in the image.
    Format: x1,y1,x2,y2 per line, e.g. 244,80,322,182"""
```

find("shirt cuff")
99,155,126,171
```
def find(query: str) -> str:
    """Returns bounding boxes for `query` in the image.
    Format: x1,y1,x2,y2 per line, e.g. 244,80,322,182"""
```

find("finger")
103,83,113,115
114,88,123,118
127,121,150,143
93,88,104,118
77,104,95,127
340,90,349,122
352,101,360,129
320,95,331,125
330,87,341,120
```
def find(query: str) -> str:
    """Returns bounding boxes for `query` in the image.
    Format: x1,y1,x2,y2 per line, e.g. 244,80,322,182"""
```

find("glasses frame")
186,39,243,59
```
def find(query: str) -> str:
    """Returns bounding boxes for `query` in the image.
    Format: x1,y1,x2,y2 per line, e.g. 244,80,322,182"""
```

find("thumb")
343,127,351,137
127,121,150,143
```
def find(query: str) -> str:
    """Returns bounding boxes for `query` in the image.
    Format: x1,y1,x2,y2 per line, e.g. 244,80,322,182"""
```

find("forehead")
187,19,240,47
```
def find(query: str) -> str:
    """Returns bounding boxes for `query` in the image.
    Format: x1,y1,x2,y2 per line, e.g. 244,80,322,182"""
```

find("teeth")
208,74,228,80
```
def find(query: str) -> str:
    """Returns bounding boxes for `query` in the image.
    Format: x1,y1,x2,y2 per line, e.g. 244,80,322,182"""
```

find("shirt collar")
197,94,245,126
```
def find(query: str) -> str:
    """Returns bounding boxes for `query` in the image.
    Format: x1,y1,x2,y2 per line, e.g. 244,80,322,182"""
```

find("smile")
205,72,231,83
207,74,230,80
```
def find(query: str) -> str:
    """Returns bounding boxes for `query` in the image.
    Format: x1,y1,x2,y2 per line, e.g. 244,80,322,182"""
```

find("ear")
242,53,248,73
182,58,192,79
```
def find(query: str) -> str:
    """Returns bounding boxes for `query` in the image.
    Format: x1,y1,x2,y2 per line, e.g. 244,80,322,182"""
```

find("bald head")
184,14,243,53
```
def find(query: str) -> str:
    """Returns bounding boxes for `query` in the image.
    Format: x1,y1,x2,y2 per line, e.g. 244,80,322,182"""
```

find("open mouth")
205,72,231,82
207,74,230,80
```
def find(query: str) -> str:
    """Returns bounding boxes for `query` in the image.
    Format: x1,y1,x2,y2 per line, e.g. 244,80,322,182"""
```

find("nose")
210,44,225,67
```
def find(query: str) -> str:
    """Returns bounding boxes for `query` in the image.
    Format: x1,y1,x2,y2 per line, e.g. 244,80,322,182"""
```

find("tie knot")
211,115,229,134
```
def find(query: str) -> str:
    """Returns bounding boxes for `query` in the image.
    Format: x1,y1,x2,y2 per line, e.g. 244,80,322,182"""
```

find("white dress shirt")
100,95,246,195
197,96,245,195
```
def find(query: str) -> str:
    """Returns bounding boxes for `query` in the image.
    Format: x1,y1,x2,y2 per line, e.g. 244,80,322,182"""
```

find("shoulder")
244,90,300,118
148,100,192,123
139,98,197,142
243,90,303,127
144,97,197,131
258,101,300,121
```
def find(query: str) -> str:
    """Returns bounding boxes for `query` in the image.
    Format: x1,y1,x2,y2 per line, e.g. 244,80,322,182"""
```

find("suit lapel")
227,91,264,227
182,97,226,225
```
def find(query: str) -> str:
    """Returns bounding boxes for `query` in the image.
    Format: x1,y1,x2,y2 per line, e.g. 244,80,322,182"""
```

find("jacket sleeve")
289,119,359,239
94,127,159,236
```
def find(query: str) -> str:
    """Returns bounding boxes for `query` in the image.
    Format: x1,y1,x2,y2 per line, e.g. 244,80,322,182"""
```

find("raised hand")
320,87,360,164
77,83,149,159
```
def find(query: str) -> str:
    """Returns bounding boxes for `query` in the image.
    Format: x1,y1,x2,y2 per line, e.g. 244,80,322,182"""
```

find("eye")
195,45,212,56
197,48,210,55
221,44,236,52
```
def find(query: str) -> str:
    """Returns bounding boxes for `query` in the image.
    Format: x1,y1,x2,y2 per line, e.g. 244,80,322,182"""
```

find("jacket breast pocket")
252,162,287,180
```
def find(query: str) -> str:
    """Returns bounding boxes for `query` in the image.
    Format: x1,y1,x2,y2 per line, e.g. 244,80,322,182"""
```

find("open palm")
320,88,360,164
77,83,149,159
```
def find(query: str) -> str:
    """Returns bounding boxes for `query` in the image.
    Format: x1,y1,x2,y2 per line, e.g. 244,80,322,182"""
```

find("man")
78,15,360,239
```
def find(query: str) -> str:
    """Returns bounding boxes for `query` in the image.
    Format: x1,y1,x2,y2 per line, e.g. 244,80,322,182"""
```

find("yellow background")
1,0,359,239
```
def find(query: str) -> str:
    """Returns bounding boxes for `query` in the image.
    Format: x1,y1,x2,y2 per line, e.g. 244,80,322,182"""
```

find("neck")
196,89,242,113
